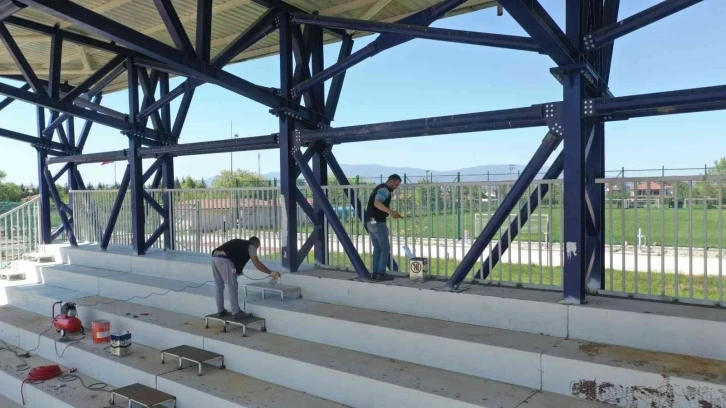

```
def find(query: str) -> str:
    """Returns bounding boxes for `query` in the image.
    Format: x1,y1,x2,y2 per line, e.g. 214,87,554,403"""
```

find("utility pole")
258,153,261,175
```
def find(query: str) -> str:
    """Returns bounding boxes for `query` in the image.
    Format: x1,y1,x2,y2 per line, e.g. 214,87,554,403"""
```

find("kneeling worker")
211,236,280,319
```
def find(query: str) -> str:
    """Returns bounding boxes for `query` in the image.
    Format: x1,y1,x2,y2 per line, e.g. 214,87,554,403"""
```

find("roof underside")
0,0,498,94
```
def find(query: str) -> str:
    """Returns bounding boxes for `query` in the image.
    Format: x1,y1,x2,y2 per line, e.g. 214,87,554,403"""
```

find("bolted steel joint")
582,99,595,116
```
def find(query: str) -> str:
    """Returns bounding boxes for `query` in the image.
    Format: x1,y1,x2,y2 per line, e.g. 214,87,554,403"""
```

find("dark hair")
248,236,261,246
387,174,402,182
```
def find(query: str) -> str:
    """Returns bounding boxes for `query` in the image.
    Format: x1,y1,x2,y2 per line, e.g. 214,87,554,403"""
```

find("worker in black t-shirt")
211,236,281,319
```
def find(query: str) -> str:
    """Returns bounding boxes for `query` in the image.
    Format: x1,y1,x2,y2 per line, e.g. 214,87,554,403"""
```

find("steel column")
36,106,51,244
561,0,591,304
127,60,145,255
309,24,328,265
278,13,298,271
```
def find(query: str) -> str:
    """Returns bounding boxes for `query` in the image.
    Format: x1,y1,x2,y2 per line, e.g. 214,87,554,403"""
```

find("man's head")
248,236,261,248
385,174,402,191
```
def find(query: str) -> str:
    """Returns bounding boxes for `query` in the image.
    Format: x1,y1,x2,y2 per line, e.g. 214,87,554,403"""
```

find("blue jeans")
367,221,390,275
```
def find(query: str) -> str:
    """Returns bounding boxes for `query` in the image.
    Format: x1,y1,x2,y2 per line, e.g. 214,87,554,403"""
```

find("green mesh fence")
0,202,22,215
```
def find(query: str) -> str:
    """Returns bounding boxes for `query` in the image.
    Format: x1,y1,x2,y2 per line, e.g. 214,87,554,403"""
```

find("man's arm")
251,256,281,279
373,189,401,218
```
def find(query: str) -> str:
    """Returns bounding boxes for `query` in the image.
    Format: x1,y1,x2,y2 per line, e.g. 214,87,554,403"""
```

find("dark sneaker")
370,274,378,281
215,309,228,318
233,311,252,320
376,274,394,281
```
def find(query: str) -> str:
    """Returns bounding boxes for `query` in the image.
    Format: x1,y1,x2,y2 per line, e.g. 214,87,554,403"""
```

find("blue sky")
1,0,725,185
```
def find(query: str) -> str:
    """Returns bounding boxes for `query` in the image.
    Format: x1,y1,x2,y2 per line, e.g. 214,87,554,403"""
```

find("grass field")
297,251,725,302
325,206,726,249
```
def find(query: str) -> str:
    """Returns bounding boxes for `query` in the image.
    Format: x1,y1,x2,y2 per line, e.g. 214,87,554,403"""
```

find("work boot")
233,311,251,320
215,309,228,318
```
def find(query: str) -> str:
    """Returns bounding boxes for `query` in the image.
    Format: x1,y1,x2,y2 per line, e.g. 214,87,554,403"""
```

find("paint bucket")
92,320,110,344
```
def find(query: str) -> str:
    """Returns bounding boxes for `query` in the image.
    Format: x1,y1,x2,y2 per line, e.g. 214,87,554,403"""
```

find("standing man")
366,174,403,280
211,236,281,319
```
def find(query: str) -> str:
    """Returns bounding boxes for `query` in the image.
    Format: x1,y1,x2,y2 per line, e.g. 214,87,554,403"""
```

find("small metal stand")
160,345,225,376
110,383,176,408
204,314,266,336
244,282,301,301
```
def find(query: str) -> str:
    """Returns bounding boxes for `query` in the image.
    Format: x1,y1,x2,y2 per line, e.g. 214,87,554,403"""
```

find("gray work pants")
211,257,241,315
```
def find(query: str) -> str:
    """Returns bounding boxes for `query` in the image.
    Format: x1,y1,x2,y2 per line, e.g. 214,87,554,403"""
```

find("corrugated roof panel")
0,0,496,92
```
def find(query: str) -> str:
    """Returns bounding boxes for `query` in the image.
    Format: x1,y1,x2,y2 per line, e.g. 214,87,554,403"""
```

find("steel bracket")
550,63,610,96
543,102,564,137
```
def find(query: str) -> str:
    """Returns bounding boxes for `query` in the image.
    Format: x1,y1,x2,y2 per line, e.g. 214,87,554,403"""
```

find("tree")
0,170,23,202
212,170,267,188
181,176,200,189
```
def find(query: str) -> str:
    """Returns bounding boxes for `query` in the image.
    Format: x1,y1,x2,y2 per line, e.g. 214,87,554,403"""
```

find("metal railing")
0,197,40,270
68,174,726,306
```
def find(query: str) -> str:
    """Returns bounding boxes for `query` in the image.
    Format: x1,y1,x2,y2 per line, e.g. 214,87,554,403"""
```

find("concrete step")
58,245,726,363
0,304,348,408
32,263,726,407
0,338,113,408
3,284,607,408
0,394,23,408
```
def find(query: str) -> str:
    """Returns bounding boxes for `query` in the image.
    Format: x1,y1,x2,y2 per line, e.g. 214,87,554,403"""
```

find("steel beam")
196,0,212,62
43,168,77,246
0,81,167,141
20,0,326,126
292,0,467,97
61,55,125,102
0,83,28,111
301,104,547,143
325,35,353,119
590,84,726,118
324,149,399,272
138,68,164,133
0,0,25,20
445,131,562,289
101,166,130,250
139,10,281,120
0,22,45,93
144,220,168,253
212,8,279,69
291,13,542,53
497,0,578,66
48,31,62,100
478,152,564,279
77,93,102,151
278,13,299,271
249,0,346,38
294,149,371,279
584,0,702,51
172,89,194,140
0,127,66,150
153,0,195,55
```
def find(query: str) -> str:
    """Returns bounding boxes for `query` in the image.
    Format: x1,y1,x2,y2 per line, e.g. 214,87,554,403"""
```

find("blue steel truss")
0,0,716,303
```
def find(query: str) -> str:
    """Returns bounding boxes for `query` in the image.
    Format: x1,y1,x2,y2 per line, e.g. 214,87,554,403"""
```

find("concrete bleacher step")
58,245,726,363
3,285,607,408
0,304,348,408
26,264,726,407
0,339,113,408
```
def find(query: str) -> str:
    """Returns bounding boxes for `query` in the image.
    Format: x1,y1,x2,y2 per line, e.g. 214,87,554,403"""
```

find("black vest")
366,183,392,222
213,239,252,274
